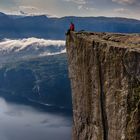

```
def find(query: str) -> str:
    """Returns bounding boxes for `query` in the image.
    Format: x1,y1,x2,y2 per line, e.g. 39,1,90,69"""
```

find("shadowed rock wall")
66,32,140,140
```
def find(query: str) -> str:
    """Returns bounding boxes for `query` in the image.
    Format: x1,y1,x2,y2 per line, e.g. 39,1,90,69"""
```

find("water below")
0,97,72,140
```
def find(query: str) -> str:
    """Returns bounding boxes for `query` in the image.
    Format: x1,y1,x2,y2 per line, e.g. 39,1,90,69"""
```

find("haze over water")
0,97,72,140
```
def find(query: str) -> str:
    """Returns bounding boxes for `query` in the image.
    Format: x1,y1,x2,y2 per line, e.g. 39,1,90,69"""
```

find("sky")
0,0,139,19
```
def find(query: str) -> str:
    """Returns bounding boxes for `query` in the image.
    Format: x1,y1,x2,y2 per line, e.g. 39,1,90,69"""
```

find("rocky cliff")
66,32,140,140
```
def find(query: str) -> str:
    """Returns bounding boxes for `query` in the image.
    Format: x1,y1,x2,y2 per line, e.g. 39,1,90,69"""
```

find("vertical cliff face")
66,32,140,140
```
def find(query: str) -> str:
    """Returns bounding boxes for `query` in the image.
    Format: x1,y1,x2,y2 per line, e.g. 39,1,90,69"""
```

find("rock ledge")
66,32,140,140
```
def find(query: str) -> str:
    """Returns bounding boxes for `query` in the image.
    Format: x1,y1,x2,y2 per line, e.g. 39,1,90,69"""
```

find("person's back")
66,22,75,35
70,22,75,31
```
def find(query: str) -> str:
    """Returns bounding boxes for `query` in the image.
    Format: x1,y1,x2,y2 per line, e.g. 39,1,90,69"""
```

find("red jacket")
70,23,75,31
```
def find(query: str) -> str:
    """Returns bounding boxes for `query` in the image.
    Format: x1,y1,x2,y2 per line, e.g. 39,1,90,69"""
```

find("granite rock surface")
66,32,140,140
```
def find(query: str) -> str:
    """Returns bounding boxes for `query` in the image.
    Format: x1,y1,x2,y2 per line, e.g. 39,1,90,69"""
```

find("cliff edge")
66,32,140,140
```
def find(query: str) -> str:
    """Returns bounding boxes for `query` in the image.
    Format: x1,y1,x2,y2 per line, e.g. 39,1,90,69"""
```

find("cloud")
64,0,96,12
0,38,66,62
85,7,96,11
19,6,39,11
18,6,45,15
78,5,83,10
78,5,95,11
64,0,86,5
112,0,137,5
0,38,65,52
0,0,139,19
114,8,129,14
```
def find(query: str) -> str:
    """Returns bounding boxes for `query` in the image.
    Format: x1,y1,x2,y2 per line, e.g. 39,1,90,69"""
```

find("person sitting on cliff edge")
66,22,75,35
70,22,75,31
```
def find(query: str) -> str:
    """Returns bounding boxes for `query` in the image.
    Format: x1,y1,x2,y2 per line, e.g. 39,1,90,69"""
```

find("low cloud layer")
0,37,66,63
0,37,65,53
0,97,71,140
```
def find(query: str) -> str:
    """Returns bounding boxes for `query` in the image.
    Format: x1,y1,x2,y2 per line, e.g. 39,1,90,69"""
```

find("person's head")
71,22,73,25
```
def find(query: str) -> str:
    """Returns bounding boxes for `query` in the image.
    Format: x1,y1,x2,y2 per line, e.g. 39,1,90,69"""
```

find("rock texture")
66,32,140,140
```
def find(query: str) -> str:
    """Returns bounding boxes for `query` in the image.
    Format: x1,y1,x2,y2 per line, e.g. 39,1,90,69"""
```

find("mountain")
0,54,72,112
0,11,139,114
0,12,140,39
0,12,16,38
0,36,69,111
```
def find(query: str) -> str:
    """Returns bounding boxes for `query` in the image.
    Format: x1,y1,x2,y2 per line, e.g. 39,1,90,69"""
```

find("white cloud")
0,0,139,19
18,6,46,15
112,0,137,5
19,6,39,11
78,6,96,11
0,38,66,61
114,8,129,14
64,0,96,12
64,0,86,5
78,5,83,10
85,7,96,11
0,38,65,52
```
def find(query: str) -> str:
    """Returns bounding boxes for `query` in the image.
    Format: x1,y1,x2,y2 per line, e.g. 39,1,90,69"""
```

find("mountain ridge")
0,12,140,39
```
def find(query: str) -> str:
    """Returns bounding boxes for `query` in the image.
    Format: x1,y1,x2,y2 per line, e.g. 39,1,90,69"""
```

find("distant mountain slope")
0,54,72,110
0,12,140,39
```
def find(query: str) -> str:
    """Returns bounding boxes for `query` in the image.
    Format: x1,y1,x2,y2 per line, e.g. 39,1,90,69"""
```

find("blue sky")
0,0,139,19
